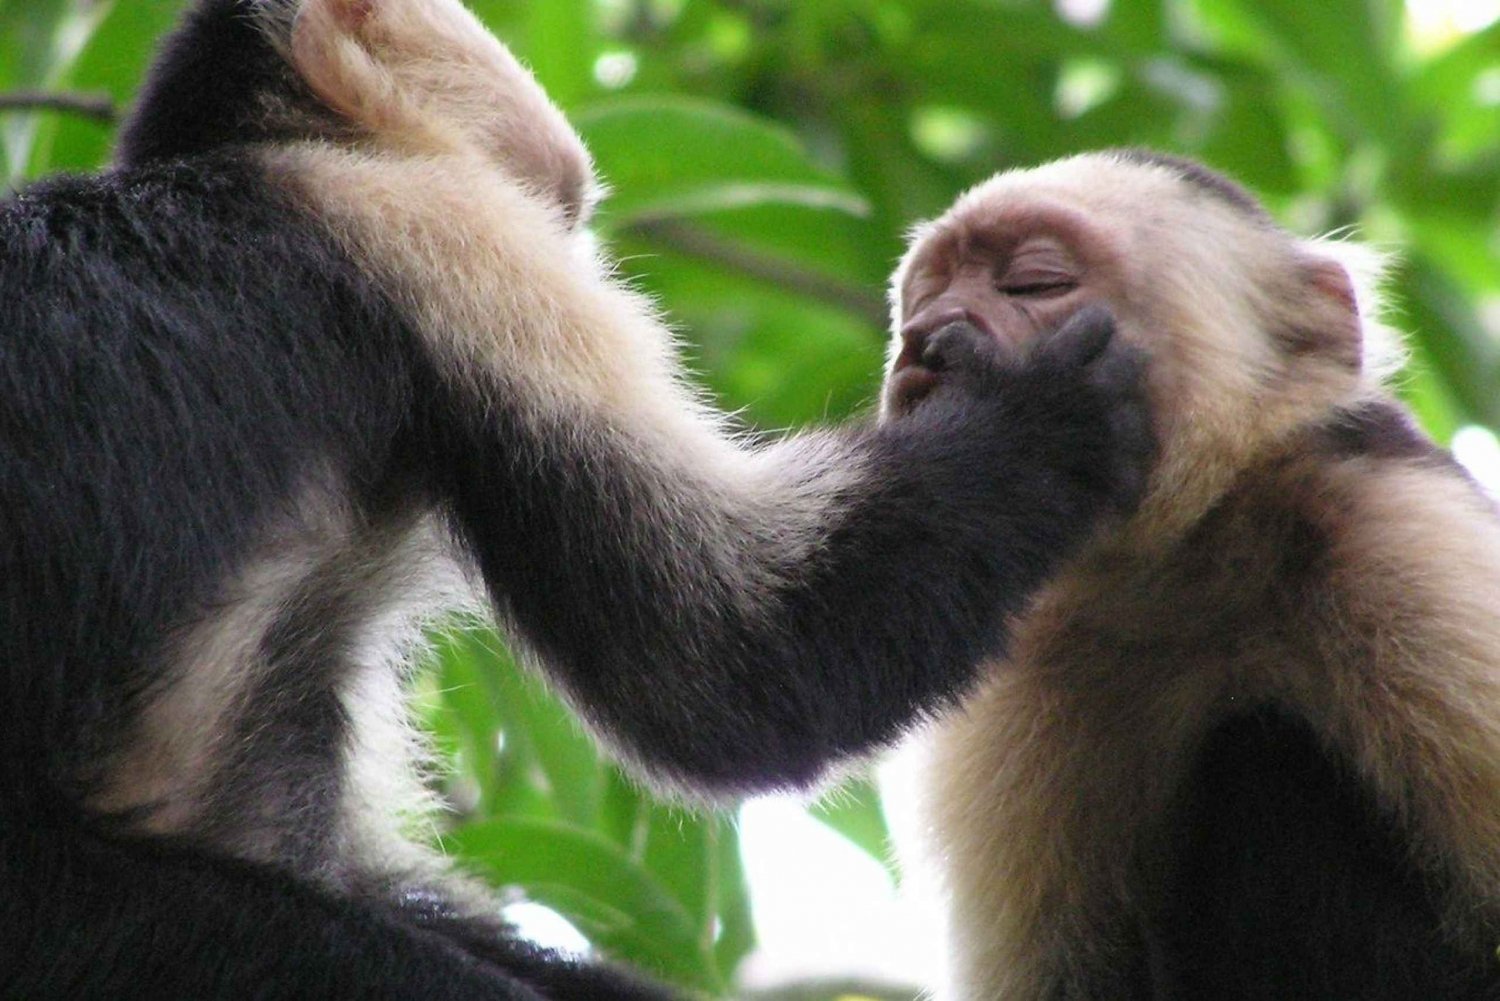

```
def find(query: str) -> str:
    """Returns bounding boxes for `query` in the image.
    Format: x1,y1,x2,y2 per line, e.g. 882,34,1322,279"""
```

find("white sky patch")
1453,425,1500,496
1407,0,1500,50
1055,0,1110,28
736,786,943,991
594,50,639,89
504,900,592,956
1476,68,1500,106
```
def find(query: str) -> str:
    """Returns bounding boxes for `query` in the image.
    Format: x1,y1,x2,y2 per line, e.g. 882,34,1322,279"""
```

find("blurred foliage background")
2,0,1496,997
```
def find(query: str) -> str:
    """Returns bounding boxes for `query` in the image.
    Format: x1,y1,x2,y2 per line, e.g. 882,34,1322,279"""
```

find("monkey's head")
885,150,1396,529
280,0,599,225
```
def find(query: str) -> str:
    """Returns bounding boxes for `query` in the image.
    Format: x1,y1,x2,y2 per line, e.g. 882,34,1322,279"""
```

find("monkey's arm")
434,309,1151,792
1151,444,1500,1001
4,825,562,1001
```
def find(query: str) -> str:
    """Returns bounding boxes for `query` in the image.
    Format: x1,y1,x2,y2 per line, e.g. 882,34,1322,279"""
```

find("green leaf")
1215,0,1404,143
1399,254,1500,428
1184,57,1298,194
599,768,650,849
641,807,717,935
1405,21,1500,165
610,229,886,426
1105,0,1166,54
439,628,606,826
434,629,545,818
0,0,108,182
712,817,755,978
809,778,898,884
1397,338,1466,445
1405,213,1500,297
524,0,595,108
449,817,725,993
42,0,187,175
575,95,868,227
0,0,76,89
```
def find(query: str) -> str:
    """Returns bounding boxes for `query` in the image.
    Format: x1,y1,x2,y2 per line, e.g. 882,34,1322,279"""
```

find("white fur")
92,480,358,836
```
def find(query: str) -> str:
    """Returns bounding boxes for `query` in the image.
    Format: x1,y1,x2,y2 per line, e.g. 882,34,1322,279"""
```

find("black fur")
115,0,328,165
434,307,1149,790
1091,419,1500,1000
0,1,1152,998
1113,148,1273,224
1156,710,1499,1000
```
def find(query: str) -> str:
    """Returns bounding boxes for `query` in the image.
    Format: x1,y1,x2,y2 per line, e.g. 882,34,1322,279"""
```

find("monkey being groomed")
887,149,1500,1001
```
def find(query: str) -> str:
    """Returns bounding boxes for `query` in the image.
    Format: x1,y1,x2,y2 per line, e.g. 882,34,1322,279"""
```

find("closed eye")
996,236,1080,297
998,278,1076,297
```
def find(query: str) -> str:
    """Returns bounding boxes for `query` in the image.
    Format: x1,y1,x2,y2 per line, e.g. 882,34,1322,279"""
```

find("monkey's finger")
1107,393,1157,510
922,320,1012,378
1086,341,1149,395
1036,304,1116,369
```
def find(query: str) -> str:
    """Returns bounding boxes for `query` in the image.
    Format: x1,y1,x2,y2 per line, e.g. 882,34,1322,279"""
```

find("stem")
0,91,117,123
625,218,889,329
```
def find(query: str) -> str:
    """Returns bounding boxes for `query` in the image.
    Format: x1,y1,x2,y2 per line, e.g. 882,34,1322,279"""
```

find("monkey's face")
883,152,1380,515
885,198,1125,418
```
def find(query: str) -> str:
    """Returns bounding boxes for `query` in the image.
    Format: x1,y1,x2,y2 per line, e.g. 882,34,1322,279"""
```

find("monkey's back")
0,158,421,813
924,397,1500,1000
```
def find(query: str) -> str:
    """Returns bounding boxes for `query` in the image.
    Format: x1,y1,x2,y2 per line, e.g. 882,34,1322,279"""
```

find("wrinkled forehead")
891,152,1283,323
897,158,1146,285
912,153,1274,268
950,156,1200,236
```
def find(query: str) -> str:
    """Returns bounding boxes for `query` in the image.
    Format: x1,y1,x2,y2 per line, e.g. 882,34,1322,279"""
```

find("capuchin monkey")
0,3,1154,998
887,149,1500,1001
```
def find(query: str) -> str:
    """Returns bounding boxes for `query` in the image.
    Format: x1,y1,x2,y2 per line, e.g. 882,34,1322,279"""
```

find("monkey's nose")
897,309,979,373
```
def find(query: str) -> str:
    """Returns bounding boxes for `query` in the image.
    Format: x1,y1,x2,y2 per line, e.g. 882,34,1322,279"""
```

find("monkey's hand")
912,304,1156,519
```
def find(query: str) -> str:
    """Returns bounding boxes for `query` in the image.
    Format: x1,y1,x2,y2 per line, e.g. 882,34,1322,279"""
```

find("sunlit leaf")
448,817,725,993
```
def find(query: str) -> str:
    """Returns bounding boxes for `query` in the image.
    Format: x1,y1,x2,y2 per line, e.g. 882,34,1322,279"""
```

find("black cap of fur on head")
1110,148,1275,225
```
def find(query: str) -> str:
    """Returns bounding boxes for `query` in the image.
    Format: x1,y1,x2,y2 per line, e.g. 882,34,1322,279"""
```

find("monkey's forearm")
437,380,1122,794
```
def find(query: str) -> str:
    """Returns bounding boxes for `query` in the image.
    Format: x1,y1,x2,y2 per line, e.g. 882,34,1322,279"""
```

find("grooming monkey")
886,149,1500,1000
0,2,1153,998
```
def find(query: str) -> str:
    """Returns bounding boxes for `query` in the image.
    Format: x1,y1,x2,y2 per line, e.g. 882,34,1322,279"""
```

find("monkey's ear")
1303,255,1359,316
290,0,400,130
1290,251,1364,371
329,0,376,30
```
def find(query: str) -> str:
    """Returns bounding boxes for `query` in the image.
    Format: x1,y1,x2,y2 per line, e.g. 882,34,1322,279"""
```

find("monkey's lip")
886,365,941,414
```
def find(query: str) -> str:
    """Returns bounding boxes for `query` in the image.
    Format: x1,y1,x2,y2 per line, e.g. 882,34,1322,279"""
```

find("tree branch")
744,977,922,1001
0,91,117,123
625,218,889,330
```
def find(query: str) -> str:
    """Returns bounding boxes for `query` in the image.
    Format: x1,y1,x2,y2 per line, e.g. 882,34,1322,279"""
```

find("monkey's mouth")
886,364,941,416
888,314,994,416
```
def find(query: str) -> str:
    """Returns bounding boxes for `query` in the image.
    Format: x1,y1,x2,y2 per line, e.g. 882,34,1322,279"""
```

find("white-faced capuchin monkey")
884,148,1500,1001
0,3,1155,999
